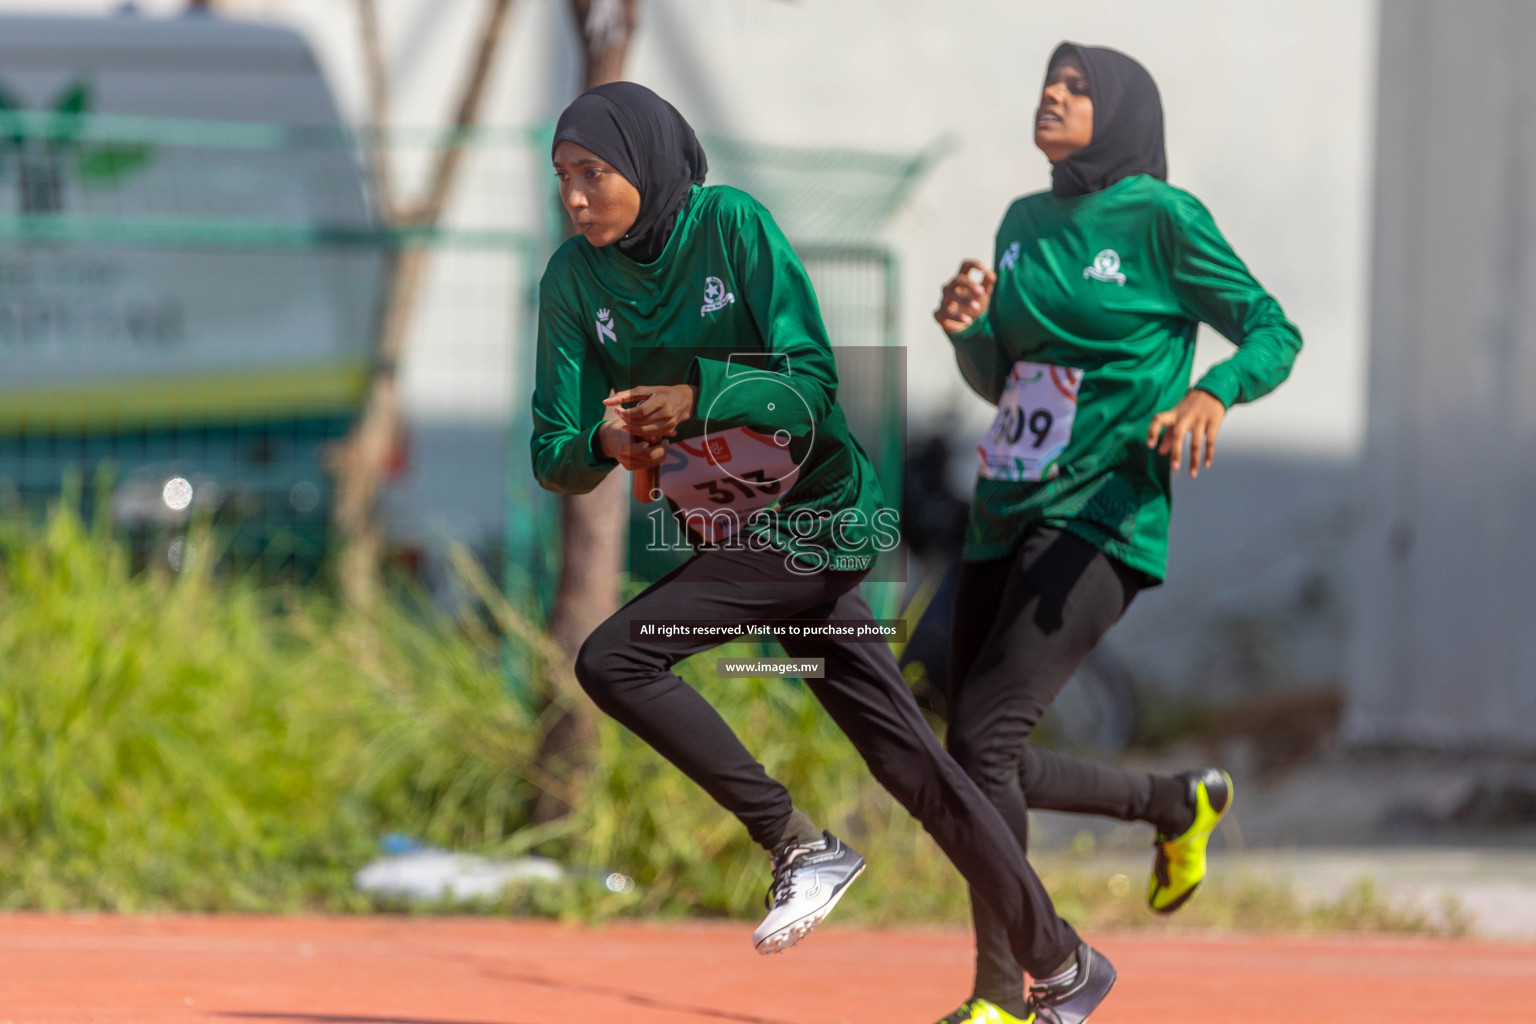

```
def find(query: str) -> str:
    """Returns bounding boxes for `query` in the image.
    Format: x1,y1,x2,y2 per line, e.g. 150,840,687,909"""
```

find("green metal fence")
0,112,538,579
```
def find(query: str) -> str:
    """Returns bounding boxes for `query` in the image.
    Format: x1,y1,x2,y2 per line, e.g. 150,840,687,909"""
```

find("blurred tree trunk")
569,0,641,90
332,0,517,605
526,0,641,826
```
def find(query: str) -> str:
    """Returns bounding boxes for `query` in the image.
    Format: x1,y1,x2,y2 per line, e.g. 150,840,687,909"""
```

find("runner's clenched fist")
934,259,996,335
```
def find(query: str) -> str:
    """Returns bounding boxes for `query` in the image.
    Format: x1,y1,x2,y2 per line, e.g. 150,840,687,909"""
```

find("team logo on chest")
1083,249,1127,286
595,307,617,344
999,241,1021,272
701,275,735,316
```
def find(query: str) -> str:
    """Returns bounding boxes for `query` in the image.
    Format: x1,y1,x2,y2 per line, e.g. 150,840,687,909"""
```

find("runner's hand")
1147,389,1226,478
934,259,996,335
598,418,667,470
604,384,697,441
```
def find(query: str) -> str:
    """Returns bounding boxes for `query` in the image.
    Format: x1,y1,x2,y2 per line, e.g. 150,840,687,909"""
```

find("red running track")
0,914,1530,1024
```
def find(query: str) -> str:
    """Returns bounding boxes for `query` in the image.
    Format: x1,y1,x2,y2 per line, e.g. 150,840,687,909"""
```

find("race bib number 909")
977,361,1083,482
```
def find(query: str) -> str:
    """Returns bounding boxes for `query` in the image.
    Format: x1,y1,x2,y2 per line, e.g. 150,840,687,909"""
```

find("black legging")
945,526,1190,1006
574,542,1080,977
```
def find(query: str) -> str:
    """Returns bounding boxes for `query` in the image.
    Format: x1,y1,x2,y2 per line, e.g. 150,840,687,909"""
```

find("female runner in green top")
930,43,1302,1024
534,82,1095,987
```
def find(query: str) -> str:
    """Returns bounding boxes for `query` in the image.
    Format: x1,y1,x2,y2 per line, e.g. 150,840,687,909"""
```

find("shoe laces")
764,835,824,909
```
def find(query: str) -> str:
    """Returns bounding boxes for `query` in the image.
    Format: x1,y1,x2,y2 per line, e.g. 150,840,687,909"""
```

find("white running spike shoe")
752,830,865,954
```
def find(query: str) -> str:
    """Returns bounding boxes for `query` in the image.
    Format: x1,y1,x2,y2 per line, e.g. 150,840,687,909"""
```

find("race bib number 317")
977,361,1083,482
658,426,800,543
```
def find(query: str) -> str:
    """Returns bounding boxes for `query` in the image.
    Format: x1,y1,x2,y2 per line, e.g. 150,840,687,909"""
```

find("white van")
0,11,382,567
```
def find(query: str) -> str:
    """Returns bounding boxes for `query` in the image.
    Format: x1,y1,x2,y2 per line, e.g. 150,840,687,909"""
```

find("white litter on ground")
354,850,565,902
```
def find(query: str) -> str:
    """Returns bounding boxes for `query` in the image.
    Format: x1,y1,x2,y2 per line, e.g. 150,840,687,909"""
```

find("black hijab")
552,81,708,264
1047,43,1167,199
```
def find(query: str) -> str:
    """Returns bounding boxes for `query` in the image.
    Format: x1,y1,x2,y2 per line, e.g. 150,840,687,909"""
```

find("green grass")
0,501,959,920
0,503,1467,937
1035,867,1472,937
0,505,537,911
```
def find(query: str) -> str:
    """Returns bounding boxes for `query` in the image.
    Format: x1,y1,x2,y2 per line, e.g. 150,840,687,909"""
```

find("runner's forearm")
947,312,1008,405
1172,195,1303,408
531,279,619,494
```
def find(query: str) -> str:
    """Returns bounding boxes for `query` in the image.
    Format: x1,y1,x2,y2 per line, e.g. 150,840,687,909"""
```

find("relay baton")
633,462,658,503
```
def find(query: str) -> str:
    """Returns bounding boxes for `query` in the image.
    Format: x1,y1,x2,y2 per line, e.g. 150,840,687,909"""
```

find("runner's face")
1035,58,1093,162
553,141,641,246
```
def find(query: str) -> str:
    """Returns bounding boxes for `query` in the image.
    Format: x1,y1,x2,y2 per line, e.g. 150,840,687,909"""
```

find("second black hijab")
552,81,708,264
1047,42,1167,199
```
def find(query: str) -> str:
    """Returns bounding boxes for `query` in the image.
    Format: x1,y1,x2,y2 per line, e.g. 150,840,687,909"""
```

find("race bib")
977,361,1083,482
658,426,801,543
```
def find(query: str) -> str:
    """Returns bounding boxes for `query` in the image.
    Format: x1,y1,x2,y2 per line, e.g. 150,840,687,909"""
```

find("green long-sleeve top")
950,174,1302,580
532,184,891,570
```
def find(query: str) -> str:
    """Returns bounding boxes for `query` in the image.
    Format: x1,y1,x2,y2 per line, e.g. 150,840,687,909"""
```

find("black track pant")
946,527,1191,1006
574,543,1080,977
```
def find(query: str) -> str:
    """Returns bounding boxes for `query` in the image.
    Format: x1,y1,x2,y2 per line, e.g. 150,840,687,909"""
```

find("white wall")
1347,0,1536,752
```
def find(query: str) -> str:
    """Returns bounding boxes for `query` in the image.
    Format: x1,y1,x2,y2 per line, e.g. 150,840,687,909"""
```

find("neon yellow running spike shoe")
1147,767,1233,914
934,999,1036,1024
